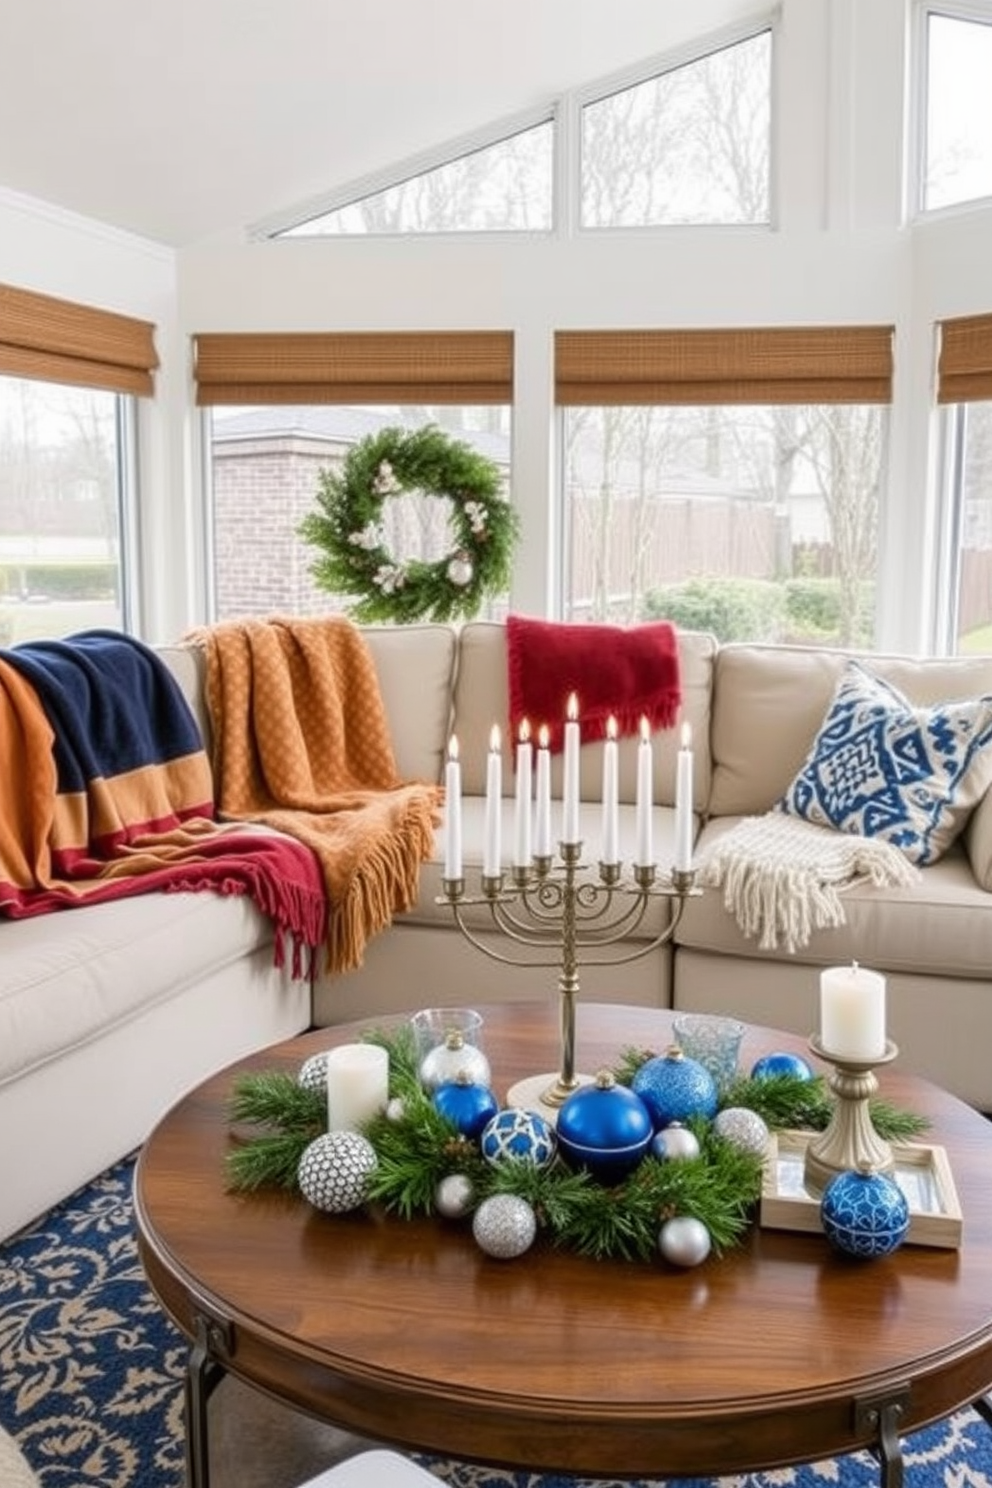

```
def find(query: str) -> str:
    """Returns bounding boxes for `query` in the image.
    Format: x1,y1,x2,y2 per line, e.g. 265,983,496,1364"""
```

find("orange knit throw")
190,615,442,976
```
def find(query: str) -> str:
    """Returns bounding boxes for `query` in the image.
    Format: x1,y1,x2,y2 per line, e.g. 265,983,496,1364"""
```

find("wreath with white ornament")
299,424,519,624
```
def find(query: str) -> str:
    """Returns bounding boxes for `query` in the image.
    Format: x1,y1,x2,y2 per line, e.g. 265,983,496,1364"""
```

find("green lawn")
0,600,120,646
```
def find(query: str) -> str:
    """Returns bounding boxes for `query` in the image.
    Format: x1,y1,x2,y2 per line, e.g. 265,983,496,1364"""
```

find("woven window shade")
937,313,992,404
555,326,894,405
194,331,514,406
0,282,158,396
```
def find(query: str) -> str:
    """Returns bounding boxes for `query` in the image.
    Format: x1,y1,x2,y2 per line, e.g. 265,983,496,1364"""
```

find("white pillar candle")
483,723,502,876
444,735,462,880
513,719,533,868
635,715,654,867
674,721,694,871
326,1043,389,1131
601,715,619,865
820,963,887,1061
535,724,552,858
562,692,581,845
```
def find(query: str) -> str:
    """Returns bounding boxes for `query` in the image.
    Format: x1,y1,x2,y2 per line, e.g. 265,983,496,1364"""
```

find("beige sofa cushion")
709,642,992,819
452,621,716,808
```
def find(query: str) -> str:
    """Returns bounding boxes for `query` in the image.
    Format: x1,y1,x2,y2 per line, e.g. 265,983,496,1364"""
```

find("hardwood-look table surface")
134,1003,992,1481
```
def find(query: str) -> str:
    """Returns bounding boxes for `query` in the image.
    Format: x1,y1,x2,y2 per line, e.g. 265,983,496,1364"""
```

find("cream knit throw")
696,812,920,954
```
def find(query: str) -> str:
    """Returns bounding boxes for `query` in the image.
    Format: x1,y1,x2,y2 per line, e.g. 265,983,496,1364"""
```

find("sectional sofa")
4,618,992,1243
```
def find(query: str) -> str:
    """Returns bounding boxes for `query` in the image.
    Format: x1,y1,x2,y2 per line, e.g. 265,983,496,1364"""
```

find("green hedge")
642,575,874,646
0,563,118,602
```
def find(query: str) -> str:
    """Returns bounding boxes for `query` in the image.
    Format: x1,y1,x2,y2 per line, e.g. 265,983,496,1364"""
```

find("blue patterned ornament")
556,1070,653,1183
750,1051,813,1081
433,1076,499,1139
820,1166,911,1258
480,1107,557,1168
631,1045,718,1129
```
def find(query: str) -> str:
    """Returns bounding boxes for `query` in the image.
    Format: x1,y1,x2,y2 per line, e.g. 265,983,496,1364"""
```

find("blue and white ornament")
472,1194,537,1258
820,1166,910,1259
297,1131,378,1214
750,1052,813,1082
480,1107,557,1168
631,1046,718,1129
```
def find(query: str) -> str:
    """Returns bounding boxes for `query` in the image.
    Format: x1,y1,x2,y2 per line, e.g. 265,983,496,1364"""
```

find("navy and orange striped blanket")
0,630,325,975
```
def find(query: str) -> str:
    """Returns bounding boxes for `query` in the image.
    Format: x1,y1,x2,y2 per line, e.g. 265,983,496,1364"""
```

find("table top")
133,1003,992,1478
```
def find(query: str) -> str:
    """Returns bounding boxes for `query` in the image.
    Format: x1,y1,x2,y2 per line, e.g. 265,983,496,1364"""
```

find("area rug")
2,1159,992,1488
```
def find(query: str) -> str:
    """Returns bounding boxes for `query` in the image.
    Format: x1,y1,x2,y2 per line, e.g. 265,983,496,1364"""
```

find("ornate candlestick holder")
439,842,699,1116
802,1034,899,1196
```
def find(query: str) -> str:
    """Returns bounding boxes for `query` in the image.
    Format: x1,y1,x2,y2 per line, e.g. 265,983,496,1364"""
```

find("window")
274,118,553,237
556,329,891,646
936,312,992,652
580,29,772,228
920,6,992,213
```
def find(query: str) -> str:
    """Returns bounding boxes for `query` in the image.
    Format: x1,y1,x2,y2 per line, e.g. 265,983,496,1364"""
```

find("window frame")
911,0,992,221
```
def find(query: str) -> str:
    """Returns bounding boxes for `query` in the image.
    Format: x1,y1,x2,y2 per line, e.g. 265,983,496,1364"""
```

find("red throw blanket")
0,633,325,977
506,614,682,750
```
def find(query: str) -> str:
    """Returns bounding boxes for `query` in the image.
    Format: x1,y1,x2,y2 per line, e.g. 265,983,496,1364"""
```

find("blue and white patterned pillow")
779,660,992,865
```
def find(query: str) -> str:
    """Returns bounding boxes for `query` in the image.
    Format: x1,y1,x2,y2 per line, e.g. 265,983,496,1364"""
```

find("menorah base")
506,1069,595,1122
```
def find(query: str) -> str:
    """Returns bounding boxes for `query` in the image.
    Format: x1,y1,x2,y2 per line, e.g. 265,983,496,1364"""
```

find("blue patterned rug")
2,1157,992,1488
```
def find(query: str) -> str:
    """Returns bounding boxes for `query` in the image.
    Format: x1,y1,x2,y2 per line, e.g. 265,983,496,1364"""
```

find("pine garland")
225,1029,929,1261
298,423,519,623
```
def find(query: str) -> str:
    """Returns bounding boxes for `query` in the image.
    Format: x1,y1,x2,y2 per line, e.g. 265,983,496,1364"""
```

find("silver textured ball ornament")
419,1031,491,1093
713,1106,770,1156
385,1096,407,1123
472,1194,537,1258
480,1107,557,1168
297,1051,329,1093
297,1131,378,1214
446,552,474,588
659,1215,712,1268
435,1173,475,1219
651,1122,701,1162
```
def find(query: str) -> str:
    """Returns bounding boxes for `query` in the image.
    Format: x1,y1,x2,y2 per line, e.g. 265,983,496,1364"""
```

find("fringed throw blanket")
189,615,443,976
696,811,920,954
0,631,326,973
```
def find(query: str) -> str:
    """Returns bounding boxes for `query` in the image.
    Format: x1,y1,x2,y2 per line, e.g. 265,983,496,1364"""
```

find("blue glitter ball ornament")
433,1076,499,1139
480,1107,557,1168
820,1167,911,1259
631,1046,718,1129
556,1071,654,1183
750,1051,814,1082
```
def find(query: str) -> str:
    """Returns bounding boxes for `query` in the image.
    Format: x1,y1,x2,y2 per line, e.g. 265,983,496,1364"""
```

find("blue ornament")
820,1167,910,1259
750,1052,813,1082
631,1046,718,1129
556,1071,654,1183
480,1107,557,1168
433,1077,499,1139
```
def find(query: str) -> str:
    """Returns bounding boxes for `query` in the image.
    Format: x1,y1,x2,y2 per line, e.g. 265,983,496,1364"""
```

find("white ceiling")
0,0,760,248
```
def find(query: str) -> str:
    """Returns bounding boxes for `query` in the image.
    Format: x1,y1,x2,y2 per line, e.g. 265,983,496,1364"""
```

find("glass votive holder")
410,1006,485,1063
672,1013,745,1095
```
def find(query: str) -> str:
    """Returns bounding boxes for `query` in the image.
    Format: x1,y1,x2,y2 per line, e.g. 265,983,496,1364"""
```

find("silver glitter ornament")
713,1106,770,1156
659,1214,712,1268
419,1031,491,1093
472,1193,537,1259
435,1173,475,1219
297,1131,378,1214
297,1051,329,1093
446,553,474,587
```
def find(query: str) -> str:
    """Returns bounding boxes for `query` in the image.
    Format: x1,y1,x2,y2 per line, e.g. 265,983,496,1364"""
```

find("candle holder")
802,1034,899,1196
439,844,699,1116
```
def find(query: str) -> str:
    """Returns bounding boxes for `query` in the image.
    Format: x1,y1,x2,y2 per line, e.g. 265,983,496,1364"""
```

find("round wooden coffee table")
134,1003,992,1488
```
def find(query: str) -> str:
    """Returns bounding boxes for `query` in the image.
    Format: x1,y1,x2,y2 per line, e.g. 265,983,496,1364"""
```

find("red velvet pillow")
506,615,681,752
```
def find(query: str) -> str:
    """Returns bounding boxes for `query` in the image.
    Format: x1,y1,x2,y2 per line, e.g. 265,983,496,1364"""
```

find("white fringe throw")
696,812,920,954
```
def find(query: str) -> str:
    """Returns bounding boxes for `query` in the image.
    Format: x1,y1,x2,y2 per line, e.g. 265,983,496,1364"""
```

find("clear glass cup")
410,1007,485,1063
672,1013,745,1095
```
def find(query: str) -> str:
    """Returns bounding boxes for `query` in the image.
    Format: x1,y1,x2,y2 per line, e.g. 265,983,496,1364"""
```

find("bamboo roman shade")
937,313,992,404
194,331,514,405
0,282,158,396
555,326,894,405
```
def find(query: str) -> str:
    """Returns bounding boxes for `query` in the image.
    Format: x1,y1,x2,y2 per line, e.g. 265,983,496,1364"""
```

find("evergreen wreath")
299,423,519,623
225,1027,928,1264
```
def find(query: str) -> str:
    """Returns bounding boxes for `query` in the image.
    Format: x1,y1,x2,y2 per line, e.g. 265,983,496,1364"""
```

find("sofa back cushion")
452,621,716,807
709,642,992,819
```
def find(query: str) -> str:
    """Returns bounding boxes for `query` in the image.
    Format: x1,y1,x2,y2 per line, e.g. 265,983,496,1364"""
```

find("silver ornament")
446,553,474,587
297,1131,378,1214
298,1051,329,1093
435,1173,475,1219
419,1031,491,1093
651,1122,701,1162
385,1096,407,1122
472,1194,537,1259
659,1215,712,1268
713,1106,770,1157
